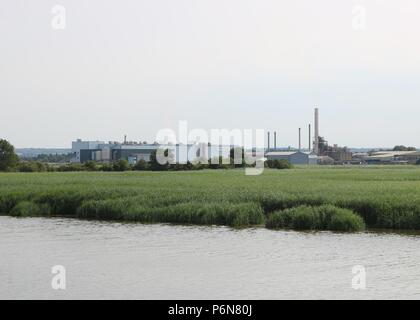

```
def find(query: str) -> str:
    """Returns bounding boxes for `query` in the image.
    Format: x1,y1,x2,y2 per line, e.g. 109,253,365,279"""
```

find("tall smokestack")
274,131,277,149
267,131,270,150
299,128,301,151
309,124,311,151
314,108,319,155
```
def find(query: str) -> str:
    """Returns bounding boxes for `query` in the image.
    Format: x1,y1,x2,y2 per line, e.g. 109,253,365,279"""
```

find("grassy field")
1,166,420,231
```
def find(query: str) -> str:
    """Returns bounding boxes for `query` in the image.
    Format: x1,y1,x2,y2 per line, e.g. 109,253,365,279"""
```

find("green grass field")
1,166,420,231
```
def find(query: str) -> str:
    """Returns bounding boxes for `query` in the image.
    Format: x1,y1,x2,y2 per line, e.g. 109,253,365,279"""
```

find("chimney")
124,135,127,144
309,124,311,151
267,131,270,150
314,108,319,155
299,128,301,151
274,131,277,149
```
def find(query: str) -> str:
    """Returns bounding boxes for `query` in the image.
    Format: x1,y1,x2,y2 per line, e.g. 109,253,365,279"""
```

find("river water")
1,216,420,299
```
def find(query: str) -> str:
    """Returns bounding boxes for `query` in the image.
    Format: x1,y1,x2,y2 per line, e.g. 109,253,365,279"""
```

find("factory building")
111,144,159,163
71,139,231,164
71,139,105,163
264,108,320,165
362,151,420,164
312,109,353,163
265,151,318,165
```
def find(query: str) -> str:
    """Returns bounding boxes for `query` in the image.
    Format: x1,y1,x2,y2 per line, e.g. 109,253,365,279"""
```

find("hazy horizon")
2,0,420,149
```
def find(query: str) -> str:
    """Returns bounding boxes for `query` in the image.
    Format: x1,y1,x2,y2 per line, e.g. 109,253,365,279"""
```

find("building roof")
371,151,418,156
265,151,298,156
265,151,317,157
366,151,420,159
318,155,334,160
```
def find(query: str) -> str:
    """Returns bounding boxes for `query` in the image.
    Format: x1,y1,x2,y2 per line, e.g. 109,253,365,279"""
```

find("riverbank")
1,167,420,231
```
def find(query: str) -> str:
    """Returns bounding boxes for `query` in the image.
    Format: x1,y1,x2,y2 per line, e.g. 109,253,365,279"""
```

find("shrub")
123,201,264,228
266,205,365,232
265,159,293,169
328,210,366,232
265,207,295,229
0,192,25,213
83,161,97,171
259,193,325,213
10,201,51,217
57,163,85,171
77,199,128,220
17,162,37,172
33,190,91,216
292,206,322,229
275,159,293,169
133,159,149,171
99,163,113,171
17,161,48,172
113,159,130,172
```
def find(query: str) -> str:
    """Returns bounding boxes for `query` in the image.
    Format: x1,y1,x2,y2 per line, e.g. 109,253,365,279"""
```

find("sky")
1,0,420,148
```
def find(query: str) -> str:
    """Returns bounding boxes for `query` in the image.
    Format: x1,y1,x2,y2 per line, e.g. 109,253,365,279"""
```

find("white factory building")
71,139,231,164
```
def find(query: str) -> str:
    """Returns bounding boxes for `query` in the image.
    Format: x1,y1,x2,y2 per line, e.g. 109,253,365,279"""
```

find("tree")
149,149,174,171
83,161,97,171
133,159,149,171
32,153,72,163
393,145,417,152
0,139,19,171
416,159,420,165
113,159,130,172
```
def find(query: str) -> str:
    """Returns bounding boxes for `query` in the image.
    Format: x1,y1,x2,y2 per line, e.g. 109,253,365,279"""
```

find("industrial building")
360,151,420,164
72,108,349,167
71,139,231,164
264,108,361,165
72,109,418,167
317,140,353,163
265,151,318,165
264,108,320,165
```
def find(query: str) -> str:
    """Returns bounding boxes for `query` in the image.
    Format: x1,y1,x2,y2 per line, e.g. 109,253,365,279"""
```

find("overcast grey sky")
1,0,420,148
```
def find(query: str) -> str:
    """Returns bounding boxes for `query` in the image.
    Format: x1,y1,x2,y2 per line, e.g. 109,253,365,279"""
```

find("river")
1,216,419,299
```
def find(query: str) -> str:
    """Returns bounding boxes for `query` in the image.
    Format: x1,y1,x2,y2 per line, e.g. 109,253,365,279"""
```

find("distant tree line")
0,140,294,172
393,145,417,151
22,153,73,163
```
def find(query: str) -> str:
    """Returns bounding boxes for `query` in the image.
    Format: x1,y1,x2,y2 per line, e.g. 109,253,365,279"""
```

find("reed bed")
265,205,365,232
1,167,420,231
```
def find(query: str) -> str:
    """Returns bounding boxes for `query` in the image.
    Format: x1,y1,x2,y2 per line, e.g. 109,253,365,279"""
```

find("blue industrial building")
265,151,318,165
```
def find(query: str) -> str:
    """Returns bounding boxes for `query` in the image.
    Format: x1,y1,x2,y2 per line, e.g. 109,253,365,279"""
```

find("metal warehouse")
265,151,318,165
